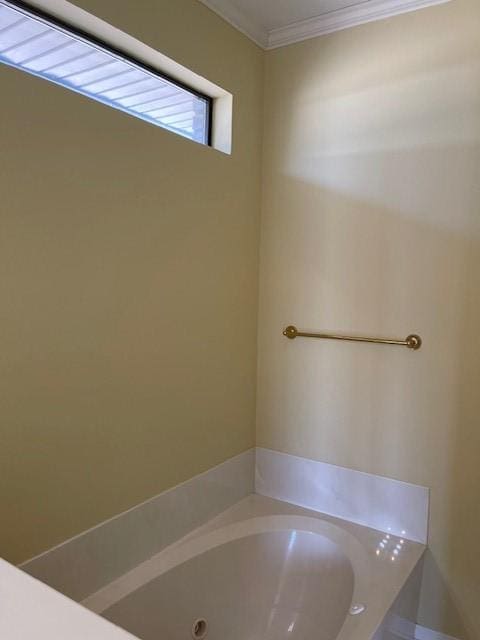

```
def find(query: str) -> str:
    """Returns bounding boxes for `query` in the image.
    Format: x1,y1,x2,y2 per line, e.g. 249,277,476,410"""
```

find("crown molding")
198,0,451,50
267,0,452,49
198,0,269,48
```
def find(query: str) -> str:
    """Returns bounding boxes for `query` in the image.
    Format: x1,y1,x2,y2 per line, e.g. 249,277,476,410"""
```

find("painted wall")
0,0,263,564
257,1,480,638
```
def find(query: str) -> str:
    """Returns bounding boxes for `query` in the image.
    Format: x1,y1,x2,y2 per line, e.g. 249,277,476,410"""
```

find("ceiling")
198,0,451,49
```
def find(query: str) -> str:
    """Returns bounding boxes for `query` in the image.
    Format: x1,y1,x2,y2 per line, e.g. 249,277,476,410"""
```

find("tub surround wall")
22,446,427,604
257,0,480,637
255,448,429,544
21,450,255,601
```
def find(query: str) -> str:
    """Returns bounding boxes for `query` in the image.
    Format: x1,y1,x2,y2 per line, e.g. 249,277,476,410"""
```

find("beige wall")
257,1,480,638
2,0,479,634
0,0,263,564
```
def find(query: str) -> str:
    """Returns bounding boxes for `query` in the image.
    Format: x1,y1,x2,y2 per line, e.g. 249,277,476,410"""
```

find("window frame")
0,0,213,146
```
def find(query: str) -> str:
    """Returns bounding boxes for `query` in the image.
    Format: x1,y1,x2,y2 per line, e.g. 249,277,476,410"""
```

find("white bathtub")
83,496,424,640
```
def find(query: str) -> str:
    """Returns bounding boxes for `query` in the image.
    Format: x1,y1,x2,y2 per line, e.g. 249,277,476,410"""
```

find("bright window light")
0,1,212,145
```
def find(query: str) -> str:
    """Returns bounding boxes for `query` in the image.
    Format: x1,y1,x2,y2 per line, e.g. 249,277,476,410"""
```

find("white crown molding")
198,0,452,50
198,0,269,48
267,0,452,49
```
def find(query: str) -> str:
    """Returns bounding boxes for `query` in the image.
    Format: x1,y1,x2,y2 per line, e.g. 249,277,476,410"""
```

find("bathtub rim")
83,514,372,640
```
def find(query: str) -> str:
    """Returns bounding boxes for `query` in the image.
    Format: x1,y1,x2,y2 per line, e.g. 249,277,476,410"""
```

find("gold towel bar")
283,326,422,350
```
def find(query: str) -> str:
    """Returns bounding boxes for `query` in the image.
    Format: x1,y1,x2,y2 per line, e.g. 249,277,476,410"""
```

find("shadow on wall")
258,153,480,640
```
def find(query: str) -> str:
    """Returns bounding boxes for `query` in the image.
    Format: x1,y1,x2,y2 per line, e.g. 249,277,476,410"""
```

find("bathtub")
83,496,424,640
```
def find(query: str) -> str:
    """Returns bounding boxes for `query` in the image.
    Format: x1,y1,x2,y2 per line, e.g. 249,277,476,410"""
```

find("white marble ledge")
255,447,430,544
21,448,255,601
0,558,137,640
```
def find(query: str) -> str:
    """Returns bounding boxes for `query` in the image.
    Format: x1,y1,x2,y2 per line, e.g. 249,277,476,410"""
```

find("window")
0,1,212,145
